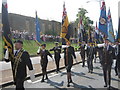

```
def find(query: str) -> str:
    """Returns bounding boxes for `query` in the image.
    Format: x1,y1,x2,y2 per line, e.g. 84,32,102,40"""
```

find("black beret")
41,44,46,47
54,42,59,44
14,40,23,44
105,38,109,41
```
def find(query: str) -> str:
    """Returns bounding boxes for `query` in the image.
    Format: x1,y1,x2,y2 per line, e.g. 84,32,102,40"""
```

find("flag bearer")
63,42,76,87
5,40,35,90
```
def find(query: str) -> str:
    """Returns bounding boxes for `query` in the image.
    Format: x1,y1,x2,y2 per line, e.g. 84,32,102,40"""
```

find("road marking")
27,71,64,84
27,79,42,84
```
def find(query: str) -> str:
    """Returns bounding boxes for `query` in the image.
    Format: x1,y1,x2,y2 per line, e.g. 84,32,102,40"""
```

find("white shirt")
14,49,21,55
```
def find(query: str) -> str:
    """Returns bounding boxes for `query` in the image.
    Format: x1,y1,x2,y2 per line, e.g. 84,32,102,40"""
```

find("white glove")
37,47,41,53
4,48,9,59
29,70,35,82
97,43,104,47
62,45,68,49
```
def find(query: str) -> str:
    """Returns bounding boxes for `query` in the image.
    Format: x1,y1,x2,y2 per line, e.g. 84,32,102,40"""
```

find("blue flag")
116,18,120,42
35,11,41,44
98,1,108,37
107,8,115,43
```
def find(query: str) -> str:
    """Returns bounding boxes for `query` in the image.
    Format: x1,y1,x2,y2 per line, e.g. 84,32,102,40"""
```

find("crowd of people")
11,30,35,40
10,30,61,42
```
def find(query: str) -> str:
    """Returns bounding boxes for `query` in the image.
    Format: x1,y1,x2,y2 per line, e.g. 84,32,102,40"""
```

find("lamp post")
86,0,102,8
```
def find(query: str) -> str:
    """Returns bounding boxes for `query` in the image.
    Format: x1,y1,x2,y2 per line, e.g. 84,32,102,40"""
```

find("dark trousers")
94,52,97,63
115,60,118,75
41,62,48,79
98,51,102,65
87,58,93,71
102,64,112,86
118,60,120,77
55,58,60,71
80,54,85,67
16,78,25,90
115,57,120,77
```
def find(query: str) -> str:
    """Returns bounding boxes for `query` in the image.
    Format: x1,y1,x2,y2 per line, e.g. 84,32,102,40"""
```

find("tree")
75,8,93,30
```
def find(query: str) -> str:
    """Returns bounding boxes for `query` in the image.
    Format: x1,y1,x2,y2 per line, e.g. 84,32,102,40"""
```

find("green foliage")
75,8,93,30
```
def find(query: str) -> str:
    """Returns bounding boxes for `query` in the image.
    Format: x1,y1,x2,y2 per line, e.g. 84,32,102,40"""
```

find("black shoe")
115,73,118,76
56,69,59,73
58,70,61,73
118,74,120,78
90,71,93,74
67,83,70,87
45,76,48,80
41,79,44,82
108,85,111,89
82,65,85,67
104,85,107,87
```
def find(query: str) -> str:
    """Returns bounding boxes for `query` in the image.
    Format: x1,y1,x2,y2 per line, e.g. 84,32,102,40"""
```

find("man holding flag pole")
2,0,35,89
60,2,77,87
98,1,115,88
35,11,55,82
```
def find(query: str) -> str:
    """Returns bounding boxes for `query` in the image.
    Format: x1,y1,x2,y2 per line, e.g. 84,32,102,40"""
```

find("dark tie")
15,51,18,56
66,48,68,65
117,46,119,55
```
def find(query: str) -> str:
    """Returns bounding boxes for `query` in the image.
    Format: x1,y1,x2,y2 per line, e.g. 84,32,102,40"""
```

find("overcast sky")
0,0,120,31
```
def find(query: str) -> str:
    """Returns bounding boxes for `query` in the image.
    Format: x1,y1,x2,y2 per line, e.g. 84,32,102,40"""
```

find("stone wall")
0,13,61,36
0,13,77,38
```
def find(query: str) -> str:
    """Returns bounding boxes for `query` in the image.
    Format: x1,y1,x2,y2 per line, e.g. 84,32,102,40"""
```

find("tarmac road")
3,60,120,90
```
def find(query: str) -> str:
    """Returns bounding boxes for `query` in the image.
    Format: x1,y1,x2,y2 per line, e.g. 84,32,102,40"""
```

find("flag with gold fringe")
2,0,15,82
60,2,71,45
98,1,108,37
107,8,115,43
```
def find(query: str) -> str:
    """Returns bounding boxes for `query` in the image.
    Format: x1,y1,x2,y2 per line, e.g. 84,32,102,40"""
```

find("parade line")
1,52,81,88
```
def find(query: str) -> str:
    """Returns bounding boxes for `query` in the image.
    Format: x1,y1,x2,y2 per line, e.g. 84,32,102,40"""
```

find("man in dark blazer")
79,41,86,67
50,42,61,73
114,40,120,77
86,43,90,59
5,40,34,90
37,44,53,82
101,39,114,88
93,46,97,63
87,43,94,73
